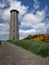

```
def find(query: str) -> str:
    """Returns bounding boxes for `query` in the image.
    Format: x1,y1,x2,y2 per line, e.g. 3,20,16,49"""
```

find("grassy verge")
8,40,49,58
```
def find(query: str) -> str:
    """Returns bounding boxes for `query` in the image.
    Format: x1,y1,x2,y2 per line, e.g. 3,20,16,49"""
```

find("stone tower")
9,9,19,40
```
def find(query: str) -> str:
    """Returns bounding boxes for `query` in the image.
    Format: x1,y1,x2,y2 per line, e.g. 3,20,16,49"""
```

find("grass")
8,40,49,58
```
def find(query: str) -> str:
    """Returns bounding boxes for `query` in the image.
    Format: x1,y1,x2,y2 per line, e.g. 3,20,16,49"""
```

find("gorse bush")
8,40,49,57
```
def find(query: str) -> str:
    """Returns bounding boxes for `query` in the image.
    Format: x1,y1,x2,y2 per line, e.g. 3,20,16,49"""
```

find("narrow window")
13,30,15,32
13,37,15,40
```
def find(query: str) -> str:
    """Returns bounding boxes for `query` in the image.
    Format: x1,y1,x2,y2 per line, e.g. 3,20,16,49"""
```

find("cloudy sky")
0,0,49,40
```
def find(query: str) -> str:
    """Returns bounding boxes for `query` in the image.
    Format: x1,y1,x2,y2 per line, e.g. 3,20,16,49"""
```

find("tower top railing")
10,9,19,14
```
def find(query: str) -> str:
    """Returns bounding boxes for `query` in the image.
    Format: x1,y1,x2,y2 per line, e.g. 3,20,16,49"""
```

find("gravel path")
0,41,49,65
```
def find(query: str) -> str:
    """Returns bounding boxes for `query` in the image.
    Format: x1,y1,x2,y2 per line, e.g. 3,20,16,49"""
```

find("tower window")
13,37,15,40
13,30,15,32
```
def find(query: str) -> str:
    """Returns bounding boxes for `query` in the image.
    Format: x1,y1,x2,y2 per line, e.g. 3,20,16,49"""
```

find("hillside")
23,34,49,43
8,40,49,61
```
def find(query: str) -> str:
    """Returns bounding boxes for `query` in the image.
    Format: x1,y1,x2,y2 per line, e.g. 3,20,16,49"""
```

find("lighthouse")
9,9,19,40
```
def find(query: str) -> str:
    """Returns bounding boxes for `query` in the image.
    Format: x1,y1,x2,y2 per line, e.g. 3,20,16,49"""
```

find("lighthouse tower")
9,9,19,40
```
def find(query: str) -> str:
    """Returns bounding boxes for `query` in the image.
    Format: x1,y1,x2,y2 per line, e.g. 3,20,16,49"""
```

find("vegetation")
23,34,49,43
8,40,49,58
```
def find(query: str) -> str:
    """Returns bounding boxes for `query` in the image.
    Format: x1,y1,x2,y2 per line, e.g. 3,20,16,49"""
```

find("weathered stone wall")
9,10,19,40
